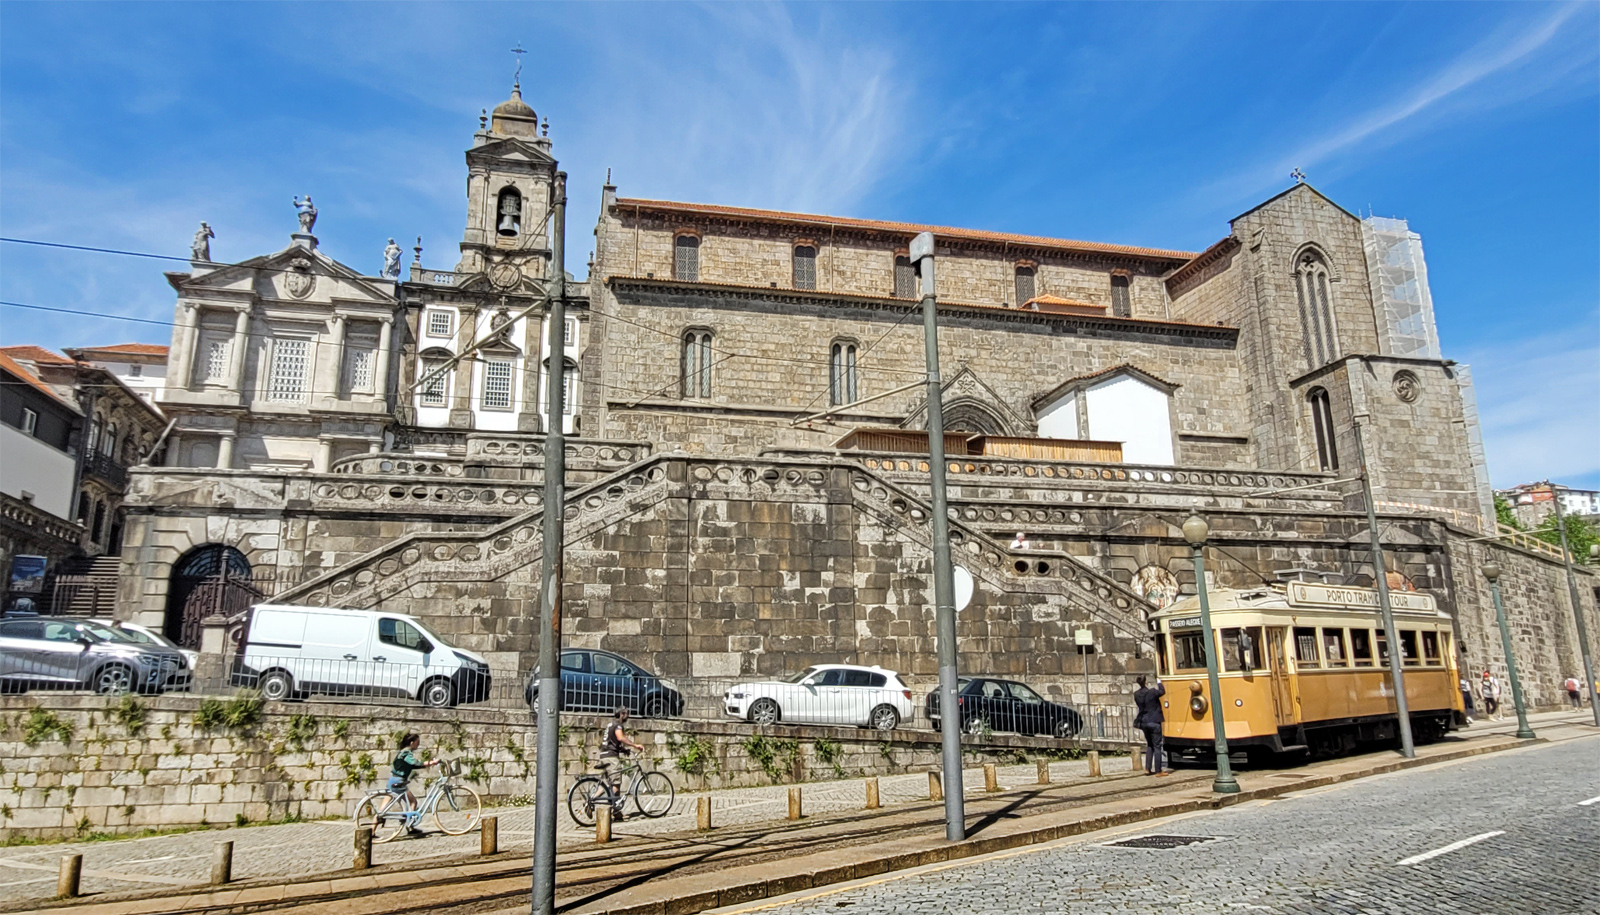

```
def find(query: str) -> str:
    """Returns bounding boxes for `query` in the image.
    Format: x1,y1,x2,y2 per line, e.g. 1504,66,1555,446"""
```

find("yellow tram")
1148,582,1466,758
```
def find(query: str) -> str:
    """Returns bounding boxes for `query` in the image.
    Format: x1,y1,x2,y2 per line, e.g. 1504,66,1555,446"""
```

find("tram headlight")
1190,695,1208,715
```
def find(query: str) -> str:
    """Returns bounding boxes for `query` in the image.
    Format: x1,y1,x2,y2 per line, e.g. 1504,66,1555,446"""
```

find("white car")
724,664,914,731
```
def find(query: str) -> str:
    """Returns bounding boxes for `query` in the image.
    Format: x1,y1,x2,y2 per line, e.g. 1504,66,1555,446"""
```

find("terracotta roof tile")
0,351,78,410
0,345,73,365
71,343,169,358
615,198,1198,262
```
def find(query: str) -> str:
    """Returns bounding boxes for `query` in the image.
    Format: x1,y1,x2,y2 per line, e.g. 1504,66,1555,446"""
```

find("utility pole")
908,231,964,841
1354,423,1414,757
1547,483,1600,727
1182,516,1239,793
531,171,568,915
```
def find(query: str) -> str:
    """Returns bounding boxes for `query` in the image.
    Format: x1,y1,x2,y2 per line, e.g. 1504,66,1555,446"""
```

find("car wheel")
643,697,666,718
420,678,455,708
259,669,295,702
870,704,899,732
1053,717,1079,739
963,715,989,736
749,698,780,725
92,664,135,695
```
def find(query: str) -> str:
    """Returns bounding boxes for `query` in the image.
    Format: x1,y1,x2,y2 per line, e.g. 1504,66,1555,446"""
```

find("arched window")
893,256,915,298
674,235,700,281
1308,386,1338,471
102,423,117,457
1014,265,1036,306
682,330,713,399
793,245,817,290
91,500,106,545
1295,250,1339,367
829,341,858,407
496,187,522,237
1110,274,1132,318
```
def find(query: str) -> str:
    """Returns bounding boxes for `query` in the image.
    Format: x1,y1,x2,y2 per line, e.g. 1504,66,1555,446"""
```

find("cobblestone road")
721,732,1600,915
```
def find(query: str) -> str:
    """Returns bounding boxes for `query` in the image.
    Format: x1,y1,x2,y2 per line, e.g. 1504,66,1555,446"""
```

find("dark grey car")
0,618,189,695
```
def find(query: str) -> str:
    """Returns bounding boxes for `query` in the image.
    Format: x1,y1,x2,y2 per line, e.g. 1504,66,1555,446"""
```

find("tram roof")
1152,584,1445,620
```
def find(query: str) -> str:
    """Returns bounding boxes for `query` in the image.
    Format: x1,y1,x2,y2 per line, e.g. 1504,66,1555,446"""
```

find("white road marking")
1396,830,1504,866
1577,795,1600,807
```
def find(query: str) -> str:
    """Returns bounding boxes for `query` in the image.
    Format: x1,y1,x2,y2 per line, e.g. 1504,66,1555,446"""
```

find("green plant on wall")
110,696,147,736
332,720,351,743
440,717,468,752
194,693,263,733
741,734,800,784
284,713,318,752
22,708,73,747
667,732,721,784
877,739,898,770
338,752,377,787
461,756,490,783
504,739,531,778
812,737,845,779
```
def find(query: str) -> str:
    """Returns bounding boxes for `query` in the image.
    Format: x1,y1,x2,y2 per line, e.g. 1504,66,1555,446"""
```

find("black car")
926,676,1083,738
524,649,685,718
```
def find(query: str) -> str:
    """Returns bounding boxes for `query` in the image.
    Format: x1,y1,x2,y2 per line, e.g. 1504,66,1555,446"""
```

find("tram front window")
1171,631,1208,671
1220,627,1264,672
1350,629,1374,667
1156,634,1171,676
1322,629,1348,667
1421,630,1442,665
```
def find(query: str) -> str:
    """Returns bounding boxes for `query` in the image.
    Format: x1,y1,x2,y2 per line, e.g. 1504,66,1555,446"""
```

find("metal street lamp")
1183,515,1240,794
1480,562,1535,740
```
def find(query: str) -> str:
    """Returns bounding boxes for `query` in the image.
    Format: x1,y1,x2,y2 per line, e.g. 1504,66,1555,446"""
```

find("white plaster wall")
1083,375,1174,465
0,425,76,518
1036,391,1079,439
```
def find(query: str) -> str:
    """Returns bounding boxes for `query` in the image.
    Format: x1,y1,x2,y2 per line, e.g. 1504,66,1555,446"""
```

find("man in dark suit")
1133,675,1169,776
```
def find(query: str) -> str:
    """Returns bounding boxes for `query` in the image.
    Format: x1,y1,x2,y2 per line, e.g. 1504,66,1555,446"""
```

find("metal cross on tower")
511,42,526,84
1291,167,1307,184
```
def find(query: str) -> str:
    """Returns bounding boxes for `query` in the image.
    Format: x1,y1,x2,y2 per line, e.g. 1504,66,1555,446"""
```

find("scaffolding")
1454,363,1497,530
1362,216,1441,359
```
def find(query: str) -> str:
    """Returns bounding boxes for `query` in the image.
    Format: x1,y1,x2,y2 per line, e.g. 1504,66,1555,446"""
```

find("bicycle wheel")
632,771,675,818
567,776,608,827
354,792,408,844
433,782,483,835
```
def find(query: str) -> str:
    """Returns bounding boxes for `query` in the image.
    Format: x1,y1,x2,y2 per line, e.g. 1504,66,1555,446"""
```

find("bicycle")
566,758,675,826
353,758,483,842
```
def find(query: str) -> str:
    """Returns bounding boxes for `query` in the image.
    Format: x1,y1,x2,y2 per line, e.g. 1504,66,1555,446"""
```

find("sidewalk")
8,710,1593,915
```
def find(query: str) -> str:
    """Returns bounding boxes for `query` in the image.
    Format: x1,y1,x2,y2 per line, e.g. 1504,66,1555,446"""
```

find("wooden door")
1266,627,1297,727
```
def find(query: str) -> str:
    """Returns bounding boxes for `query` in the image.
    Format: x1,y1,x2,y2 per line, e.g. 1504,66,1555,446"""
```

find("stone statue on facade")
382,238,403,279
191,222,214,262
293,195,318,234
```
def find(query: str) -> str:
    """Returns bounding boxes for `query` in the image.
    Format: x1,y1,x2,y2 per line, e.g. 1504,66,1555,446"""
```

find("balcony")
81,452,129,490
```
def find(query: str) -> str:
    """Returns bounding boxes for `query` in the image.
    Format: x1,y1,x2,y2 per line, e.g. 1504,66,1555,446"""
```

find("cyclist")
597,707,645,819
390,732,440,834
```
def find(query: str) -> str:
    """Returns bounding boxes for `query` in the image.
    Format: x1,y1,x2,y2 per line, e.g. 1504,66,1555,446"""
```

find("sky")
1,1,1596,490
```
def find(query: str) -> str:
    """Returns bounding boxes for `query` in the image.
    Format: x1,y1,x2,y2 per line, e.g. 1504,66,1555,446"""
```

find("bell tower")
456,76,557,291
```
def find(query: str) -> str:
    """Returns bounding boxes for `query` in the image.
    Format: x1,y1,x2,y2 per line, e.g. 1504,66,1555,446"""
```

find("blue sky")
2,2,1595,489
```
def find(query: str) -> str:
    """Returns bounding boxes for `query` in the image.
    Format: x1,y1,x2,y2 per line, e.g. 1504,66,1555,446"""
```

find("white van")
233,605,491,708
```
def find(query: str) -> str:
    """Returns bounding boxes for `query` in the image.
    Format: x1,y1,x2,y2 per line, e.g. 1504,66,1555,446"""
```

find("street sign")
1074,628,1093,647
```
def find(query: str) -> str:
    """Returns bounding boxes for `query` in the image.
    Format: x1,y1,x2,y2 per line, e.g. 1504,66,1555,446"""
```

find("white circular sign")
954,566,975,613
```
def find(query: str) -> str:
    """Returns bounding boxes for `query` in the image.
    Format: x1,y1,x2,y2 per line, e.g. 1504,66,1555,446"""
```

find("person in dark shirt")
597,708,645,819
1133,676,1169,776
389,732,440,832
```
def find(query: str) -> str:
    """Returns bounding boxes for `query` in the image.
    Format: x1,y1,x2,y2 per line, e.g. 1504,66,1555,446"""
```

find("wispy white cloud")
1461,321,1600,489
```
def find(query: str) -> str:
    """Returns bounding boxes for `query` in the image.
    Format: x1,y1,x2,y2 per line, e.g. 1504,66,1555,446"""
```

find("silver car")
0,618,189,695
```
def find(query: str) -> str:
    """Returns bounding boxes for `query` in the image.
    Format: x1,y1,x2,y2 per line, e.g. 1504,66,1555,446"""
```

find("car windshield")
784,667,821,684
115,627,156,644
80,623,135,643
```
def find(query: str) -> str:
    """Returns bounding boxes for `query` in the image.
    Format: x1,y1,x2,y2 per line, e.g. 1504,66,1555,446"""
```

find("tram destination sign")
1287,581,1437,613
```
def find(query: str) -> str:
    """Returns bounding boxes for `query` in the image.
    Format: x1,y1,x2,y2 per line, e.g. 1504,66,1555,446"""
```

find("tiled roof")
1021,295,1107,315
0,345,72,365
0,351,78,410
71,343,169,358
615,198,1198,262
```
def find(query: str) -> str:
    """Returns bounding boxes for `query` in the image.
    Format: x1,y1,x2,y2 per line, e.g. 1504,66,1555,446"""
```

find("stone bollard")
787,787,803,820
928,770,943,802
353,826,372,870
865,777,881,810
596,804,612,843
1131,744,1144,772
1037,761,1051,785
983,763,1000,792
211,841,233,885
1087,750,1101,777
697,796,712,831
57,854,82,898
481,815,498,855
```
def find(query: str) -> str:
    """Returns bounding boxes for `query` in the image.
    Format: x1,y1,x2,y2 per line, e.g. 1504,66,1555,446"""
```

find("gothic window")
102,423,117,457
829,341,858,407
894,256,915,298
496,188,522,237
793,245,817,290
674,235,700,281
682,330,713,399
1014,265,1036,306
1111,275,1132,318
86,419,101,455
426,310,453,338
1308,386,1338,471
266,338,310,403
481,358,514,410
1295,250,1340,368
418,356,450,408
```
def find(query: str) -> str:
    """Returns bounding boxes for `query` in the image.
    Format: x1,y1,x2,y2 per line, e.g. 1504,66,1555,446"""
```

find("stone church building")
114,81,1597,708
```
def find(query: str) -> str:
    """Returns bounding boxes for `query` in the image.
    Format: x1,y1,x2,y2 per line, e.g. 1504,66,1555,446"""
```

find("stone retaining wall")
0,694,1108,841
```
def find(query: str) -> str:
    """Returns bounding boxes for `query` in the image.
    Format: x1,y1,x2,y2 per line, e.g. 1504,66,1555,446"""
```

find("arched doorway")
163,545,253,648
